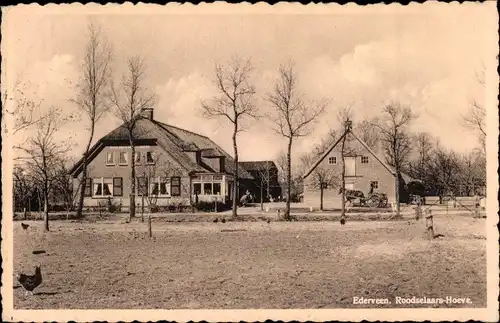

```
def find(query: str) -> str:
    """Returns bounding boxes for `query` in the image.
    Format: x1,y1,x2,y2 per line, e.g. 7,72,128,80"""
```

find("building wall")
73,144,193,208
303,135,397,208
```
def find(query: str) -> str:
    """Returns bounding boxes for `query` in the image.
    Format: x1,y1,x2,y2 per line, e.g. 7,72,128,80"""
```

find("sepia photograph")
1,2,498,322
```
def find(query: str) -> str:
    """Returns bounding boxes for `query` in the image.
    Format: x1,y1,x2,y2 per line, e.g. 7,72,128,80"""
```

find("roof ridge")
155,120,210,140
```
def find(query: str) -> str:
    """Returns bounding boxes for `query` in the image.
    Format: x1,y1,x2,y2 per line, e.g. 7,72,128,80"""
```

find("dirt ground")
13,214,486,309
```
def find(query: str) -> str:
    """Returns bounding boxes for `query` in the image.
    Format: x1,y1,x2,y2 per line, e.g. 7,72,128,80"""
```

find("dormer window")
361,156,369,164
328,157,337,165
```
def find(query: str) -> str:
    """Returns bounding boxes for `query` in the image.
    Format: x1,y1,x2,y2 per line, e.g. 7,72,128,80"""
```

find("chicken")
17,265,42,296
340,218,346,225
21,223,29,230
267,219,271,224
213,218,219,223
221,218,226,223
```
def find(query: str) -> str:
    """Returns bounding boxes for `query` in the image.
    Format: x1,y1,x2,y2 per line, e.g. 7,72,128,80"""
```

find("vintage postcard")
1,2,498,322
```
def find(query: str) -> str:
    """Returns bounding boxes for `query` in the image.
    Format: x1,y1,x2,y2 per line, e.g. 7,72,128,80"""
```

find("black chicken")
21,223,29,230
267,219,271,224
340,218,346,225
221,218,226,223
213,218,219,223
17,265,42,296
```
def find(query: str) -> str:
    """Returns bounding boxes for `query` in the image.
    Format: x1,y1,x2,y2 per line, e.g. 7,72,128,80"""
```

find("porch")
191,173,234,203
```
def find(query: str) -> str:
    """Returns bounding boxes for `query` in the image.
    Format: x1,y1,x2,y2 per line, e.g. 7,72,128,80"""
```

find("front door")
345,157,356,176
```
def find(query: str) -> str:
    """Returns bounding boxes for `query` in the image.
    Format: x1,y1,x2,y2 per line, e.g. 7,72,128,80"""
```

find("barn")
302,123,409,209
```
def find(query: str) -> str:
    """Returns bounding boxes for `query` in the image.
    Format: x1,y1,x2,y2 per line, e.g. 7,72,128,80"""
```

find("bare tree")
2,74,54,137
267,62,327,220
201,56,258,217
336,107,355,224
374,102,416,216
301,153,340,211
463,101,486,157
111,55,156,221
51,157,80,220
13,165,34,218
17,108,71,231
354,119,380,151
137,152,184,213
72,21,113,218
429,147,461,197
462,66,486,157
253,162,274,211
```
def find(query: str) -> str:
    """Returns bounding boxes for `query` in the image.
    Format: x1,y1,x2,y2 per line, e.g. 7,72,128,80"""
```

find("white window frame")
119,151,129,166
149,177,171,197
106,152,115,166
328,156,336,165
92,177,113,197
192,174,223,196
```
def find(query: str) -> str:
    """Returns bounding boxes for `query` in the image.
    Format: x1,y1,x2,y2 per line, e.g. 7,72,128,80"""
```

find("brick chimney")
141,108,154,120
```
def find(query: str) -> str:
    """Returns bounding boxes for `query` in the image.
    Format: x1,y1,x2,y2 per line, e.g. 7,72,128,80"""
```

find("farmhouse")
302,123,411,208
239,161,282,202
69,108,253,210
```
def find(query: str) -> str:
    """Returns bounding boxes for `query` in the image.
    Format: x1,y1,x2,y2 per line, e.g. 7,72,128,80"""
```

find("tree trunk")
232,124,239,218
320,184,324,211
77,161,87,218
260,180,264,211
266,168,270,200
129,143,136,221
340,135,346,223
77,122,95,218
395,171,401,217
285,138,293,220
43,185,49,232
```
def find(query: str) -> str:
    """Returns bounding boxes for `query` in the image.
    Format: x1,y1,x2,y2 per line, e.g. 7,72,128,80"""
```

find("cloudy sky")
2,3,497,163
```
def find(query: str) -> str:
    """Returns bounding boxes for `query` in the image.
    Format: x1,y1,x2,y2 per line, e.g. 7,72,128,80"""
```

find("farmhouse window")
193,183,202,195
203,183,212,195
328,157,337,165
134,151,141,164
192,174,224,196
361,156,369,164
119,152,128,165
150,177,170,196
93,177,113,197
84,178,92,196
106,152,115,165
213,183,222,195
113,177,123,196
171,176,181,196
146,151,155,164
370,181,379,189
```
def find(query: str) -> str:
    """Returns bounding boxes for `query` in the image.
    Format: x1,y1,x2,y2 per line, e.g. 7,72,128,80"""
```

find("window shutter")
84,178,92,197
171,176,181,196
113,177,123,196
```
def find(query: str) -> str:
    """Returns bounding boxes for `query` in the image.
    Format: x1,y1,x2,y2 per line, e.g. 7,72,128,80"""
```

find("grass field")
13,213,486,309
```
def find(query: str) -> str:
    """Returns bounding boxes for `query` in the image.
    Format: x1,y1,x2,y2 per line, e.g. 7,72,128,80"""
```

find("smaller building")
302,124,410,208
239,161,282,202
